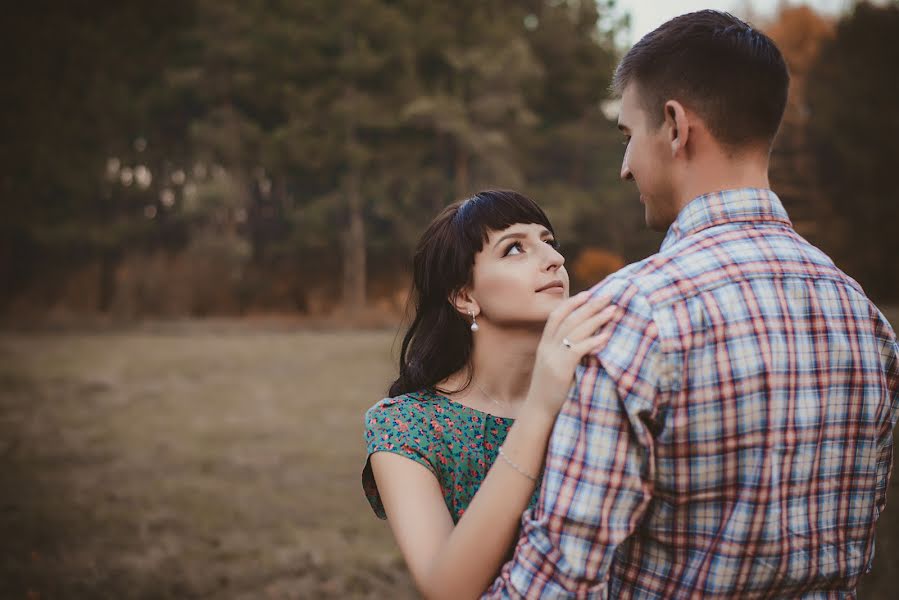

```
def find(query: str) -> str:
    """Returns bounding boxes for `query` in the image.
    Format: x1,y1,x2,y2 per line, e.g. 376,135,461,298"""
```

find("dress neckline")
422,388,515,422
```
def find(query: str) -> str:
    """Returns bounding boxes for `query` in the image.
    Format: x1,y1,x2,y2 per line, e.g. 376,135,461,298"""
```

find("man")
484,10,899,599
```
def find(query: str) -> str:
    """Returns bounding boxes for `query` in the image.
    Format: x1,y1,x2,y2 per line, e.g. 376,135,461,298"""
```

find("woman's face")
467,222,569,328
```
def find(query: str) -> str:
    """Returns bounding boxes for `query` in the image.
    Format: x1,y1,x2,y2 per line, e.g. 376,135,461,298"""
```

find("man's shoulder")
587,251,676,312
594,225,874,308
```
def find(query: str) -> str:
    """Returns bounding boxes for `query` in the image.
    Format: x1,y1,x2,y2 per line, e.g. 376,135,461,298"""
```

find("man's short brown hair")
612,10,789,151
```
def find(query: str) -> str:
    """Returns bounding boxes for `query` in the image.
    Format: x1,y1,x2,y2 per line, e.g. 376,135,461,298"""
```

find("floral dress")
362,388,540,524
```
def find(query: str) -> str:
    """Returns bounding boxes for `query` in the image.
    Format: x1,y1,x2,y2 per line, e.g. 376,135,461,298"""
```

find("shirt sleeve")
873,309,899,517
483,280,663,599
362,396,439,519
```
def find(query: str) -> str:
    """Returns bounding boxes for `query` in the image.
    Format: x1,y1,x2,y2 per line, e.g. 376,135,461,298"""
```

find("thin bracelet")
498,446,538,481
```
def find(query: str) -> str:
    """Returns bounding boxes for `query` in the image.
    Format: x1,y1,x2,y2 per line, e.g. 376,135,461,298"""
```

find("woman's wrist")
497,445,538,481
519,394,560,431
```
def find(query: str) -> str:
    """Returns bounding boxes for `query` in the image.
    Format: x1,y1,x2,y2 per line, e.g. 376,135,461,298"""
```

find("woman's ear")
449,287,479,318
664,99,690,157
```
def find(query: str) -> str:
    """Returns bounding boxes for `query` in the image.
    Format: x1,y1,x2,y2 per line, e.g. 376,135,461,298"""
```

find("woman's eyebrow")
492,229,552,248
492,232,525,249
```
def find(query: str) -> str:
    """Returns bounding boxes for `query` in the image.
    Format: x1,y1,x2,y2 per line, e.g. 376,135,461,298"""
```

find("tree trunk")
454,142,469,201
340,26,366,315
341,167,366,313
98,247,119,313
436,132,450,213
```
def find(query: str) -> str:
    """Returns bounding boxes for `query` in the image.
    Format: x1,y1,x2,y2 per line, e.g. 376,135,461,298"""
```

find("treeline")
2,1,897,321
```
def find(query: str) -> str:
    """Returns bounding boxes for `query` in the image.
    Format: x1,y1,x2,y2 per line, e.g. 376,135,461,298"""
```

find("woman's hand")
525,291,616,421
372,290,616,600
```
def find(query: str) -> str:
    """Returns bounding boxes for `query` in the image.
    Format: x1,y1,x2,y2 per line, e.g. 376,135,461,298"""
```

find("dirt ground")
0,318,897,599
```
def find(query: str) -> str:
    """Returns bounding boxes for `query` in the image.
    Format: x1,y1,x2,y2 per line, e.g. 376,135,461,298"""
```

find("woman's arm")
371,292,615,600
371,404,554,600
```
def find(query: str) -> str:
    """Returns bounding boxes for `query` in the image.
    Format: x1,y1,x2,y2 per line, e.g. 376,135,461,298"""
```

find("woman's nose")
544,245,564,270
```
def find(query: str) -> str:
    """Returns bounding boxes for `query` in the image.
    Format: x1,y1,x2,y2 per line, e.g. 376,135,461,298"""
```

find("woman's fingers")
570,328,615,358
544,290,590,338
564,303,617,345
557,293,614,333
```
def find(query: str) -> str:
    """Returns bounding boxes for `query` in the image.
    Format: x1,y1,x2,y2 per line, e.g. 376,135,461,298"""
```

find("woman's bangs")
457,190,554,255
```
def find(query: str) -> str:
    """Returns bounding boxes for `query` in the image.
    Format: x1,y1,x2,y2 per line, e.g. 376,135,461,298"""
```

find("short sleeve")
362,395,439,519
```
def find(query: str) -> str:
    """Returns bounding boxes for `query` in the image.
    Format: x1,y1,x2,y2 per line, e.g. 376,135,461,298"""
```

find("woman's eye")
545,238,560,250
504,242,523,256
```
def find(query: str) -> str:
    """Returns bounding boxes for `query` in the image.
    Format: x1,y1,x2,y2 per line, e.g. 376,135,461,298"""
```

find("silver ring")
562,337,573,349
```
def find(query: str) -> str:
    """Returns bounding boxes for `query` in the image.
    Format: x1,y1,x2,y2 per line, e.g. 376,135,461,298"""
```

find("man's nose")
620,158,633,181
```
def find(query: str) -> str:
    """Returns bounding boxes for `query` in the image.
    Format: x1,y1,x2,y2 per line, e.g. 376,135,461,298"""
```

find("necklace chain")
473,380,509,410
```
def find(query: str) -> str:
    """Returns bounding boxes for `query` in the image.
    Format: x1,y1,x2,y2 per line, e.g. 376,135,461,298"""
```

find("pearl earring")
469,310,479,332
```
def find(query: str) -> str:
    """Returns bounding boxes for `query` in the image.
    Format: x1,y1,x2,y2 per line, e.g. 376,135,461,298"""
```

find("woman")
362,190,612,599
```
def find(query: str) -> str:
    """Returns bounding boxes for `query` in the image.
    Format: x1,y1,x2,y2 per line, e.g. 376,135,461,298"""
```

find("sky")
620,0,856,43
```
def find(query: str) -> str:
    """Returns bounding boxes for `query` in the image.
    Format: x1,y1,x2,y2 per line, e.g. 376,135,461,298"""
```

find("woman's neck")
466,325,541,405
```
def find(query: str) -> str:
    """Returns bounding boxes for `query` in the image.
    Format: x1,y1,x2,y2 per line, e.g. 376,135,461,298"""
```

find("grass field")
0,323,417,599
0,317,897,599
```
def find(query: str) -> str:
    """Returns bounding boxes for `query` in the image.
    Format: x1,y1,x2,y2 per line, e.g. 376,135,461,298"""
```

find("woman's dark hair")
612,10,789,150
388,190,555,398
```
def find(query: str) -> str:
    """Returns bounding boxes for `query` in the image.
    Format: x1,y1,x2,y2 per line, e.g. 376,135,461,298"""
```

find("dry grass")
0,324,416,599
1,314,897,598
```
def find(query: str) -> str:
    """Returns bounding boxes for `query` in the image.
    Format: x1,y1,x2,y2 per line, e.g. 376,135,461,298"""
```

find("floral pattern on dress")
362,388,540,524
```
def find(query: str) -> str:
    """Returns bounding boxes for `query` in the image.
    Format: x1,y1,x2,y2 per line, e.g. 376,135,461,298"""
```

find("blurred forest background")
3,0,898,324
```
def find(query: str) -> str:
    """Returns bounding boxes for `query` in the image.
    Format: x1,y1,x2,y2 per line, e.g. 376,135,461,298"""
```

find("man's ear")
450,287,479,318
664,100,690,157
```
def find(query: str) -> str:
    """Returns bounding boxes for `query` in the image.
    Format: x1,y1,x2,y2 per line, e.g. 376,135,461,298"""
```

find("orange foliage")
572,248,626,287
764,6,835,117
765,6,834,76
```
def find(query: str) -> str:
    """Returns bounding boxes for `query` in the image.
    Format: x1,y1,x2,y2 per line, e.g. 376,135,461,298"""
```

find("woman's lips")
537,283,565,294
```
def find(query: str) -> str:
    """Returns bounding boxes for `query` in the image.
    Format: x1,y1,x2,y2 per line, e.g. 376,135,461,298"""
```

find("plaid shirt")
484,188,899,599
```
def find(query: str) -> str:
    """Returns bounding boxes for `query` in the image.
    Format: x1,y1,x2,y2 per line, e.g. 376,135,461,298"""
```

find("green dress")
362,388,540,524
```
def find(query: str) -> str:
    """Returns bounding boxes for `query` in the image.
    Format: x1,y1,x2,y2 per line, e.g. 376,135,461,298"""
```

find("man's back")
608,189,898,597
485,189,899,599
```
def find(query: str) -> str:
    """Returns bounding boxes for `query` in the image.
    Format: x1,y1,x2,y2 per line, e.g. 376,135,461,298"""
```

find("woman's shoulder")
363,388,481,441
365,389,439,421
362,390,447,519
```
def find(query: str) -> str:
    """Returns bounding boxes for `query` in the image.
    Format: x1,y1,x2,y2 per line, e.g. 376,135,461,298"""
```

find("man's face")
617,82,680,232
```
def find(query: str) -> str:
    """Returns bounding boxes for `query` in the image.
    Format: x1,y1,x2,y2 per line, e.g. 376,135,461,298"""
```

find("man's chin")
645,207,675,232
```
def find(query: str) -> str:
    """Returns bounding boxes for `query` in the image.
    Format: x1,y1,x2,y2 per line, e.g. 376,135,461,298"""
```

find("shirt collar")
660,187,792,252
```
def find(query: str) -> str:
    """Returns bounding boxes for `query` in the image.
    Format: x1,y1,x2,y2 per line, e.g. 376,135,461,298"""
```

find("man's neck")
677,153,770,210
